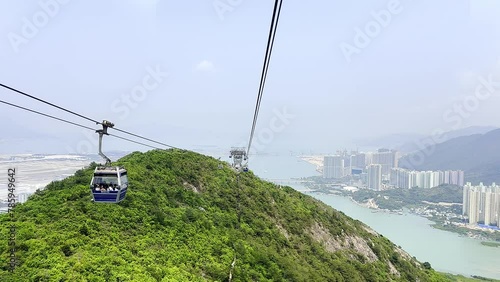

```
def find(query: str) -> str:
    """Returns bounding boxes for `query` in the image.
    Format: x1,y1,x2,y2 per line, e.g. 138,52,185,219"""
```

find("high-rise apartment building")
323,155,345,179
463,184,470,215
443,170,465,186
368,164,382,191
350,153,366,170
389,168,464,189
390,168,410,188
463,183,500,227
371,149,398,176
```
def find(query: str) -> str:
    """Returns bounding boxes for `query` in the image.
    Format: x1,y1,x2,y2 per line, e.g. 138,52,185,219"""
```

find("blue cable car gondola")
90,166,128,203
90,120,128,203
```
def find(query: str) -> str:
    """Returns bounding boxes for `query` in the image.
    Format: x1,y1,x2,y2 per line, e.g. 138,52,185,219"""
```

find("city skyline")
391,168,465,189
321,148,469,191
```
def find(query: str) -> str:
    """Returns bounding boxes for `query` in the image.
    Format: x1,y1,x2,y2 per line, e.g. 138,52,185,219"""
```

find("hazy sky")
1,0,500,154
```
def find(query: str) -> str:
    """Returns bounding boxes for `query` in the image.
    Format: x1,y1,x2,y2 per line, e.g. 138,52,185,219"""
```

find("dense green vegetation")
0,150,489,281
480,242,500,248
351,184,463,210
429,219,500,242
445,274,499,282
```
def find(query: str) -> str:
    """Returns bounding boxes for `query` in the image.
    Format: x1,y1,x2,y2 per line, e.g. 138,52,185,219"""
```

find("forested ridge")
351,184,463,210
0,150,480,281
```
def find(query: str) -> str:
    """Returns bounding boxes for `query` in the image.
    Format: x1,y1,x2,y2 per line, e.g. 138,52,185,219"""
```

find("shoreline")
307,191,500,280
344,194,500,240
300,155,323,173
348,196,379,210
295,156,500,243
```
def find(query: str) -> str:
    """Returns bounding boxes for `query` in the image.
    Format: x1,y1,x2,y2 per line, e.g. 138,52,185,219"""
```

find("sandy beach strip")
300,155,324,167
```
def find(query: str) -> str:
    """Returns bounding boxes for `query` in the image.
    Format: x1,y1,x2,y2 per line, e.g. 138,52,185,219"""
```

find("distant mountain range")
354,126,497,153
353,133,425,152
399,128,500,184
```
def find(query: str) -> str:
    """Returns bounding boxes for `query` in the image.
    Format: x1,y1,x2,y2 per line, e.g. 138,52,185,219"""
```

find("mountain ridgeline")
1,150,457,281
399,128,500,184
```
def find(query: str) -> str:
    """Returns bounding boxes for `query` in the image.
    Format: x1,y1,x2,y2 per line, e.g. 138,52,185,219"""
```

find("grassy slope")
0,150,472,281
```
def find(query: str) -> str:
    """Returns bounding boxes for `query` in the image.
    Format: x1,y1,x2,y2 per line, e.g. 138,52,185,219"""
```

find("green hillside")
0,150,474,281
351,184,463,210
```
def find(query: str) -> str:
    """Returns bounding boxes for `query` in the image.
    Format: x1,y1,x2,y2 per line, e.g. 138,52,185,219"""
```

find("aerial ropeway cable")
0,99,162,151
0,99,96,131
0,0,285,177
0,83,182,151
0,98,163,204
247,0,283,157
0,83,100,124
230,0,283,172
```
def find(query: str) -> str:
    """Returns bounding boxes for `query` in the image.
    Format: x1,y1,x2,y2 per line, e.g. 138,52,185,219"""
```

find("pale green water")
246,154,500,279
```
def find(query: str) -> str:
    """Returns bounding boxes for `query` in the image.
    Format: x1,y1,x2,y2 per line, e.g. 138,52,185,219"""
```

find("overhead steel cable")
246,0,283,156
111,128,182,150
0,99,164,151
255,0,282,122
0,82,185,151
0,83,100,124
108,133,162,150
254,0,283,119
0,99,96,131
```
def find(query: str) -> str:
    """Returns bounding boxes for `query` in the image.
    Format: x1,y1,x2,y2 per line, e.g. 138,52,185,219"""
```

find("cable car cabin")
90,167,128,203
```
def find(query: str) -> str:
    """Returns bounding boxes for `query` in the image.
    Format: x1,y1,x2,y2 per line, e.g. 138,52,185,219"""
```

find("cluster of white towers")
463,182,500,227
